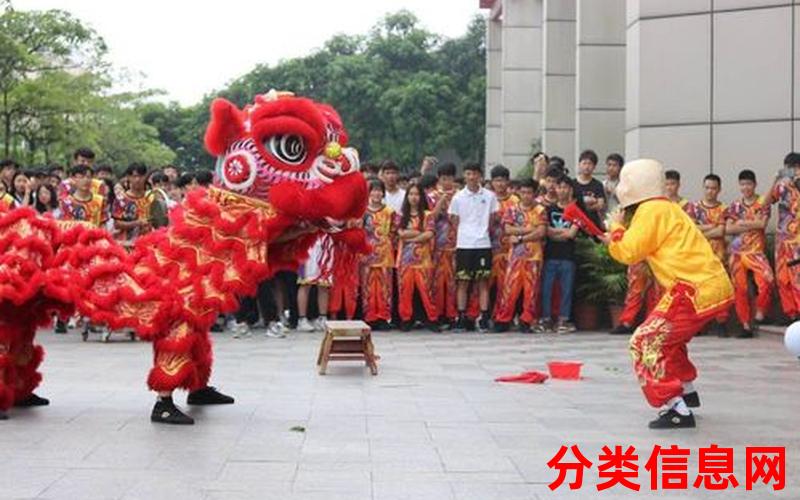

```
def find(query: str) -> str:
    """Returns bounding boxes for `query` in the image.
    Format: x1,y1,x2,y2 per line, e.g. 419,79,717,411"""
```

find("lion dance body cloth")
0,91,369,418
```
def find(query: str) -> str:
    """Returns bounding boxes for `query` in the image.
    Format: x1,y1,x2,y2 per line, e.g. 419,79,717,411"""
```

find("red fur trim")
205,98,246,156
611,228,625,242
269,173,368,222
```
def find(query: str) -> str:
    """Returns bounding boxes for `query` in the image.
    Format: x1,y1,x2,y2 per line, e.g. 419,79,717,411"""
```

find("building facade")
482,0,799,202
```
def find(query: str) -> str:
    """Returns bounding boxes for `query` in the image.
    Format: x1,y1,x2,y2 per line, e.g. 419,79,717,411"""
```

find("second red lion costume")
604,159,734,429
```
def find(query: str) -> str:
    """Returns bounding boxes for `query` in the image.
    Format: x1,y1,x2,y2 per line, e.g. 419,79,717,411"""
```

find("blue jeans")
541,259,576,321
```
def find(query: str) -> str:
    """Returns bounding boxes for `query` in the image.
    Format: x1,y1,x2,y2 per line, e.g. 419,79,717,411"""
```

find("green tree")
0,5,107,157
168,11,487,171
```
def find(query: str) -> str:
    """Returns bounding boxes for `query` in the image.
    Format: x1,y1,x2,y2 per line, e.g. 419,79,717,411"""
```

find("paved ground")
0,327,797,500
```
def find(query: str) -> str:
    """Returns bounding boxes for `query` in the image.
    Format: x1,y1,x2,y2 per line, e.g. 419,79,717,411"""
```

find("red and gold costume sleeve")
725,196,769,255
608,199,733,314
362,205,397,268
0,193,13,210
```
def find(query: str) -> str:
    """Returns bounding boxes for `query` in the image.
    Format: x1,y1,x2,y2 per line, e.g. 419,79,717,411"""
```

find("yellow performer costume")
606,159,733,429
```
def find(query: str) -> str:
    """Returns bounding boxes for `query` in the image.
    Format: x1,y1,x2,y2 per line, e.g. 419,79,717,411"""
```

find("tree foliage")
2,5,486,173
150,10,487,171
0,3,174,169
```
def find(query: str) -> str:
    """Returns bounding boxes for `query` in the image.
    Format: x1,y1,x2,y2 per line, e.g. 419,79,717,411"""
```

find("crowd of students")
4,147,800,339
0,149,214,337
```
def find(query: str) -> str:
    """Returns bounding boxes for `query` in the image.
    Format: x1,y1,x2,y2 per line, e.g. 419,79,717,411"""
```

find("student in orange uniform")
725,169,773,338
396,184,439,332
611,263,660,335
59,165,108,228
428,163,458,329
489,165,518,323
329,219,362,320
685,173,730,336
0,180,13,210
603,159,733,429
112,163,153,247
361,180,398,330
494,179,547,332
57,165,111,336
664,169,689,209
767,152,800,323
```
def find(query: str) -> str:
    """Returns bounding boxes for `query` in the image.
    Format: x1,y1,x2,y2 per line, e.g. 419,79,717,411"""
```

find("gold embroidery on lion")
156,352,191,376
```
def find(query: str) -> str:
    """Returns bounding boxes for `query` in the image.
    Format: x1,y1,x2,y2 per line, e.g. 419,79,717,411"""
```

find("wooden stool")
316,320,378,375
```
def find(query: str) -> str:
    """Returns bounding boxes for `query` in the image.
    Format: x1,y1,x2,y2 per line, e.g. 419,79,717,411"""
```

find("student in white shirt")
447,162,499,332
381,160,405,213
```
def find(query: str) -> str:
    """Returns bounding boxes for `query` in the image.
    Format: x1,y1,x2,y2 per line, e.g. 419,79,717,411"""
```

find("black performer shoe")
425,321,441,333
187,386,235,405
151,397,194,425
14,393,50,407
683,391,701,408
736,327,755,339
609,324,634,335
518,322,532,333
54,320,68,334
0,411,7,420
648,409,695,429
477,315,491,333
493,322,509,333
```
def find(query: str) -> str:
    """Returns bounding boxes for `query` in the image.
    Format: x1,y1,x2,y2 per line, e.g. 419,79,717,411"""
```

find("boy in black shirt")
574,149,606,229
538,175,580,333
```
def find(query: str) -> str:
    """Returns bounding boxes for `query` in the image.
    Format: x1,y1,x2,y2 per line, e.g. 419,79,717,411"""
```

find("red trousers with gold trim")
148,324,212,393
495,259,542,324
630,285,727,408
729,252,773,325
619,262,662,326
0,320,43,411
433,250,457,321
398,266,438,322
330,276,358,320
775,240,800,318
491,253,509,320
361,267,392,323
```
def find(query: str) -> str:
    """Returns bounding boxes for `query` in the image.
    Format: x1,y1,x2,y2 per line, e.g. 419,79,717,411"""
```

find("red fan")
562,202,604,237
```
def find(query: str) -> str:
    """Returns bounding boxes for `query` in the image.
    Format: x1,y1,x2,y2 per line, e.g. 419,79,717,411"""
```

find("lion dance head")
204,89,370,265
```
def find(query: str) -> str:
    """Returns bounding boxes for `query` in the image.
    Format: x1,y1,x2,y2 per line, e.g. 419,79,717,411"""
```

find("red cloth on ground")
494,371,549,384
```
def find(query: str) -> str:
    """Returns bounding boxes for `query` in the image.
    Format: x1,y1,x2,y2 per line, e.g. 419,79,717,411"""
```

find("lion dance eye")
266,134,307,165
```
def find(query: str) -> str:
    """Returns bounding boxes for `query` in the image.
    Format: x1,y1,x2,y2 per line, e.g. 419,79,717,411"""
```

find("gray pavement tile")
0,330,792,500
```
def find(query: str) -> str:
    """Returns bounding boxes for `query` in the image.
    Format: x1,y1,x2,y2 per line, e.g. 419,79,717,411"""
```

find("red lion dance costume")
0,90,369,424
604,159,733,429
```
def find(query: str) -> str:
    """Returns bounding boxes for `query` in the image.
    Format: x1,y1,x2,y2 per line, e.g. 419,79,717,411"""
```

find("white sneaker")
314,316,328,332
265,321,286,338
280,309,291,328
231,321,251,338
296,317,314,332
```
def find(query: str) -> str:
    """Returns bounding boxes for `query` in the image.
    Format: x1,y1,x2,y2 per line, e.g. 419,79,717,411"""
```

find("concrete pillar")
542,0,576,169
624,0,795,204
485,18,503,167
575,0,626,173
499,0,543,175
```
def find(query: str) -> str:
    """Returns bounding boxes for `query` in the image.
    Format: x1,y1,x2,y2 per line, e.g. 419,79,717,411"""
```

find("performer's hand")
606,207,624,227
597,232,611,245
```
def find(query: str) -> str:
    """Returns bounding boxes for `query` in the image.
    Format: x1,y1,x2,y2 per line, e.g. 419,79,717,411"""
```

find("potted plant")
575,237,628,329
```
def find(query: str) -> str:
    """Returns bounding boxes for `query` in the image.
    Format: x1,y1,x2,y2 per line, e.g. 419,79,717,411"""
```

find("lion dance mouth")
0,90,370,418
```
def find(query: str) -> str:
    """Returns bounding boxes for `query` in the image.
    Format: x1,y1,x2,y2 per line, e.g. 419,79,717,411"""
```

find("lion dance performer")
0,90,369,424
602,159,733,429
